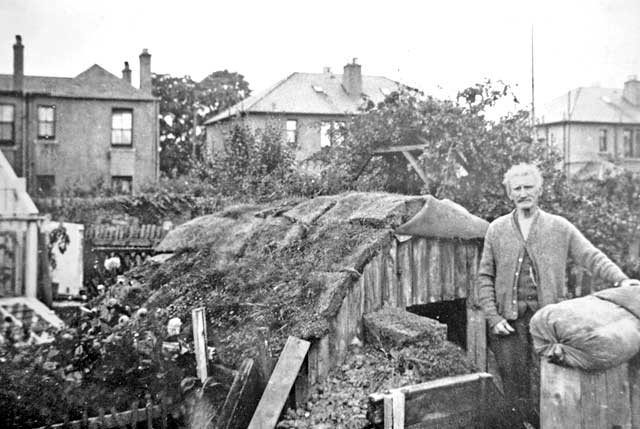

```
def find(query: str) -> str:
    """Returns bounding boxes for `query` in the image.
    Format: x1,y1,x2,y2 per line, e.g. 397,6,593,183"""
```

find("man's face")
508,173,541,211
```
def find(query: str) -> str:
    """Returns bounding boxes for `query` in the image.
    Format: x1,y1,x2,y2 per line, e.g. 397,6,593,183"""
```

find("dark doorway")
407,299,467,349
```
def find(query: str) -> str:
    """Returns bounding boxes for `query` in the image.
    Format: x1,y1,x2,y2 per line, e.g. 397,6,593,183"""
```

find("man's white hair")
502,163,543,191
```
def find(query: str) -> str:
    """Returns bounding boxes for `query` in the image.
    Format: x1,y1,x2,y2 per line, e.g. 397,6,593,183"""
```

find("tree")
152,70,251,176
318,81,562,220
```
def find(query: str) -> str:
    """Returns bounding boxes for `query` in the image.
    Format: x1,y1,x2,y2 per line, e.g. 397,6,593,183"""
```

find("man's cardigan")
477,209,628,328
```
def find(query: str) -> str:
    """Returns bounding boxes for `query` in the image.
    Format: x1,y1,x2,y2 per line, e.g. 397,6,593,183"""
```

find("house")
204,59,401,161
0,35,159,196
537,76,640,177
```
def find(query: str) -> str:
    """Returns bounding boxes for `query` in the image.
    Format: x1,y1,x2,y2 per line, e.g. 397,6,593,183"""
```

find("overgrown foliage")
314,81,562,220
0,303,189,427
191,120,322,201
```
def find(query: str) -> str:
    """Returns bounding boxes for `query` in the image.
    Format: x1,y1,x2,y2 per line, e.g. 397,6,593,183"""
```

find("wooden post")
192,307,208,383
256,326,274,387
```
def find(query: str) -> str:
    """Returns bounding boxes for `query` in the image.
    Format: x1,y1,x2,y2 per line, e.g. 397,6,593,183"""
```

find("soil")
277,340,476,429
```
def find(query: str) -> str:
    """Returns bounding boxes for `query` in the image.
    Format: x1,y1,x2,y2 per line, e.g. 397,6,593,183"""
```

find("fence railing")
35,397,168,429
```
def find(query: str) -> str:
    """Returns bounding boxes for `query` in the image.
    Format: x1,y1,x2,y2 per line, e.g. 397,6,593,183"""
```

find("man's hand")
620,279,640,287
492,319,515,336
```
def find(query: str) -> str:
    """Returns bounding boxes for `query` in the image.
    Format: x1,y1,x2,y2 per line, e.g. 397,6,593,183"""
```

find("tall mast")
531,25,537,140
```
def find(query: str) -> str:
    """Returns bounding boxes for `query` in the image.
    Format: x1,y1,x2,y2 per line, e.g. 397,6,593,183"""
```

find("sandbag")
530,287,640,371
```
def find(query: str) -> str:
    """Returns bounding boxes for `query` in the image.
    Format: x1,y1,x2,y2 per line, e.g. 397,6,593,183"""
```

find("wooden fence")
35,398,168,429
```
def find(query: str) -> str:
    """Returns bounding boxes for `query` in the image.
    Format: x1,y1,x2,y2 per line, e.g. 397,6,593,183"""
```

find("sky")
1,0,639,115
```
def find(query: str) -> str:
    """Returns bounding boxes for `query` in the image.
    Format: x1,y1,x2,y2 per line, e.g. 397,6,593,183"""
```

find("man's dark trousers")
488,308,539,427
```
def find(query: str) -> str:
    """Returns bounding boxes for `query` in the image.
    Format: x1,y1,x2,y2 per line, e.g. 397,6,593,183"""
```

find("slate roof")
538,86,640,125
205,71,401,124
0,64,156,101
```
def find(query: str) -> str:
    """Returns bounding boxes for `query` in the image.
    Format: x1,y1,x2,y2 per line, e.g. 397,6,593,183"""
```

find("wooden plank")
363,261,375,314
401,150,429,186
630,357,640,428
315,335,330,382
373,144,427,154
413,238,428,304
248,336,311,429
216,358,262,429
392,390,404,429
466,243,480,307
441,240,456,301
377,252,389,307
605,363,631,428
369,373,493,427
540,360,583,429
397,240,414,307
334,289,349,363
373,253,384,310
581,368,607,429
473,307,487,371
426,239,442,303
351,277,363,340
192,307,208,383
294,355,310,406
384,394,394,429
256,326,274,387
387,241,399,308
453,241,468,299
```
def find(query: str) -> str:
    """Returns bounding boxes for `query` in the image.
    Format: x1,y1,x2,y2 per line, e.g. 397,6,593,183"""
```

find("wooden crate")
368,372,496,428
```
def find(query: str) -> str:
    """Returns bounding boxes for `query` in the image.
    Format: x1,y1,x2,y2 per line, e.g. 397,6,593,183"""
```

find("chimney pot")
13,34,24,92
323,67,331,74
122,61,132,84
139,49,152,93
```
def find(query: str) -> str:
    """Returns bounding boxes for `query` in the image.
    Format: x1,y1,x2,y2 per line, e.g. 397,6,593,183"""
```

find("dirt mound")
123,193,425,368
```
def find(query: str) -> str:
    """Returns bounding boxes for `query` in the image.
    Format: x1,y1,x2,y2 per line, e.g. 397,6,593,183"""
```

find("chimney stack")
122,61,132,84
139,49,151,93
342,58,362,97
623,75,640,106
13,35,24,92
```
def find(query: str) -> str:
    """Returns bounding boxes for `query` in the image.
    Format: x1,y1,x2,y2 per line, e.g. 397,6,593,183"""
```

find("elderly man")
478,163,639,427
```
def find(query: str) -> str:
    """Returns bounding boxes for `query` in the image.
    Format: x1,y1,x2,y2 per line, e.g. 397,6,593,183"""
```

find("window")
635,129,640,158
312,85,325,94
0,104,15,145
286,120,297,144
112,176,132,194
599,129,608,152
111,109,133,146
35,175,55,196
37,105,56,140
624,129,633,157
